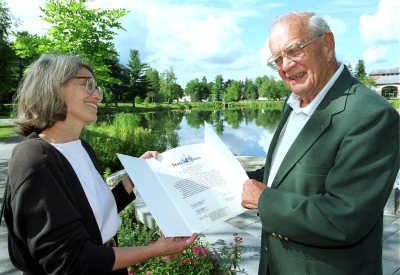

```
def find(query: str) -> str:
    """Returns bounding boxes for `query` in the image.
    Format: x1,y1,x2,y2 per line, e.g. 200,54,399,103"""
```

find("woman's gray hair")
13,54,94,136
271,11,331,37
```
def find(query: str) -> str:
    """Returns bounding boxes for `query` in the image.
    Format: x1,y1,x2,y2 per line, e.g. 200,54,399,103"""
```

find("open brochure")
117,122,248,237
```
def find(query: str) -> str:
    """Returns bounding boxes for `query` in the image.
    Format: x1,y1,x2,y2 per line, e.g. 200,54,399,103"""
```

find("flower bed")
119,204,244,274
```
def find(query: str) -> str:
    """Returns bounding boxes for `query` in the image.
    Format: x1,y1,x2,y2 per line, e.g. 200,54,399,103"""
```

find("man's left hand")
241,179,267,209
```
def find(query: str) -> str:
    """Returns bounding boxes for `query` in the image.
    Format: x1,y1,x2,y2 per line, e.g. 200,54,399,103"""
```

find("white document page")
117,122,248,236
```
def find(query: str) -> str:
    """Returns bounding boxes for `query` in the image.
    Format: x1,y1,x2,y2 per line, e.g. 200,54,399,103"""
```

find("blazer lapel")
263,104,292,183
270,67,354,188
271,108,332,188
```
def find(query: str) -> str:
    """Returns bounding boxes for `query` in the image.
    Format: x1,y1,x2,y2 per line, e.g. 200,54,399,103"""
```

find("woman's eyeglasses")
73,77,103,97
267,33,325,70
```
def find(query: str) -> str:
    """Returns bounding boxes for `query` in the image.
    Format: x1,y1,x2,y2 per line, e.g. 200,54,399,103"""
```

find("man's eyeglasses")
73,76,103,97
267,33,325,70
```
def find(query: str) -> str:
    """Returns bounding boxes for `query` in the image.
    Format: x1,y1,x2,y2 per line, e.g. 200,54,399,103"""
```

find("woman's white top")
52,140,120,244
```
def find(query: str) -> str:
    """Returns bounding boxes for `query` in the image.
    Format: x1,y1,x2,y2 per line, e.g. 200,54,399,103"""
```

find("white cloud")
258,37,270,62
223,121,273,156
189,15,243,59
363,45,390,63
101,1,259,84
359,0,400,43
323,15,347,36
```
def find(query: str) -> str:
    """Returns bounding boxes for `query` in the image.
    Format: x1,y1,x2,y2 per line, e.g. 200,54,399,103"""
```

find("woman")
4,54,197,274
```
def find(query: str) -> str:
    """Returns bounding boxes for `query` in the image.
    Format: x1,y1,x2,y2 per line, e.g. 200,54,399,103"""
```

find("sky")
6,0,400,87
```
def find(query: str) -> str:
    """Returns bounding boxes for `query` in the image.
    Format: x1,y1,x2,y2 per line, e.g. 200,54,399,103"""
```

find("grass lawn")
0,123,15,142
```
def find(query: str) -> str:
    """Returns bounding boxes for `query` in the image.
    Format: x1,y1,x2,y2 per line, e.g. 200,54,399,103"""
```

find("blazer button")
284,236,289,242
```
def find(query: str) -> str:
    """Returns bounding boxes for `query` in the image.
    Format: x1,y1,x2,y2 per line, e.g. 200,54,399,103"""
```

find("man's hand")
241,179,267,209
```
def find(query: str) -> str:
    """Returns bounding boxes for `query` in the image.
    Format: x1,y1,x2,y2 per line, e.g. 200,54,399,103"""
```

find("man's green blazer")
249,67,400,275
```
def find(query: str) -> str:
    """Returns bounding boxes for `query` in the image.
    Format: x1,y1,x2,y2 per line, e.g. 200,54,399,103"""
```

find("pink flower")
200,247,208,256
234,235,243,244
193,246,209,256
192,246,200,255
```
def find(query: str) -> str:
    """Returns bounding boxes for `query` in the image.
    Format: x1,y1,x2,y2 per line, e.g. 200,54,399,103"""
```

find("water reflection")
177,118,275,156
134,109,282,157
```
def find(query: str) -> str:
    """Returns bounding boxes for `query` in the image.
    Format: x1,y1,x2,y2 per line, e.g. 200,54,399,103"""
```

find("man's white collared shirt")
267,64,344,187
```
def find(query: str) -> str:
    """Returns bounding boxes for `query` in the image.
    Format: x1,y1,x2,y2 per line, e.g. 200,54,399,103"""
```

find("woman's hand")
112,233,198,270
153,233,198,256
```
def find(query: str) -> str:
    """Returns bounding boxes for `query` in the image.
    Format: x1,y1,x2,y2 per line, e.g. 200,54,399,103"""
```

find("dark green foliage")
82,113,159,176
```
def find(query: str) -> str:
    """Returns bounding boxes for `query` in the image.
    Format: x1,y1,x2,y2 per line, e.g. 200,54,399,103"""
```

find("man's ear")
324,32,335,62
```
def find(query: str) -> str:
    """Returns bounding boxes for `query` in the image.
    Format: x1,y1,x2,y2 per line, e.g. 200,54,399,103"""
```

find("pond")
126,108,399,186
132,108,282,157
94,108,399,185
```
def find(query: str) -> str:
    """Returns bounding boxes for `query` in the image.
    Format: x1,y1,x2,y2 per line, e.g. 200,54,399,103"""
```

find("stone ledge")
384,187,400,216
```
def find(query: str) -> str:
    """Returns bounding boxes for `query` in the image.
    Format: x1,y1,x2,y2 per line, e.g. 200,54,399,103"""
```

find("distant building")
369,67,400,99
178,95,191,102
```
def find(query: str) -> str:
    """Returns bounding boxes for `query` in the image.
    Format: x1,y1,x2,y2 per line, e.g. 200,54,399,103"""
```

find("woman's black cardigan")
4,133,135,274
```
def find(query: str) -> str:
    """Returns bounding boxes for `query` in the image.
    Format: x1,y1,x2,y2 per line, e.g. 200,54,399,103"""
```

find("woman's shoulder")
11,133,59,169
14,133,51,154
8,134,63,192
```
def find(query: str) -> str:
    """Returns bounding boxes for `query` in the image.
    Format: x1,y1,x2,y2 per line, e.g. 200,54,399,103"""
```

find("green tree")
145,67,160,103
105,56,130,106
11,31,50,81
353,59,376,88
201,76,211,100
354,59,366,79
171,83,184,101
12,31,50,60
254,76,263,99
258,76,272,99
224,80,241,102
242,78,258,100
0,0,17,108
211,74,224,102
359,75,376,88
127,49,149,107
185,77,210,102
257,76,287,100
160,66,178,103
247,81,258,100
40,0,128,85
276,80,290,99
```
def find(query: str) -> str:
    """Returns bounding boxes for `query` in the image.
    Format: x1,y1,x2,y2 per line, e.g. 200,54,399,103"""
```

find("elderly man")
241,11,399,275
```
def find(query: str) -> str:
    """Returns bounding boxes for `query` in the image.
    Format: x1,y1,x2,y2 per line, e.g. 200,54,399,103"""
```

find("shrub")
118,205,244,274
82,113,159,174
135,96,142,105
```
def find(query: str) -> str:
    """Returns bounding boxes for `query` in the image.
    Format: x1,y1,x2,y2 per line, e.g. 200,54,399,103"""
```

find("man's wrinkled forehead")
274,14,309,34
269,15,309,45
